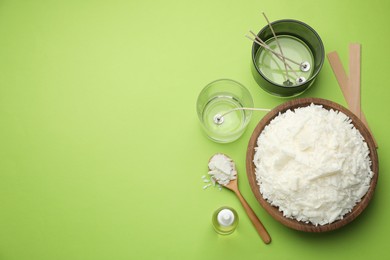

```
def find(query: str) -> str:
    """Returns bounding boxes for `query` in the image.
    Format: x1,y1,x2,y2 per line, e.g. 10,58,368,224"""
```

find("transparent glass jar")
196,79,253,143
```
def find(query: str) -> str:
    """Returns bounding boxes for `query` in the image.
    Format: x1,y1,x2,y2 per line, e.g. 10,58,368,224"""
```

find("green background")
0,0,389,259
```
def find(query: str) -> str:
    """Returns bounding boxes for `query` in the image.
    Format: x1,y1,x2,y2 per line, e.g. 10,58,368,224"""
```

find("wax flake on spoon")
201,154,236,190
208,154,237,186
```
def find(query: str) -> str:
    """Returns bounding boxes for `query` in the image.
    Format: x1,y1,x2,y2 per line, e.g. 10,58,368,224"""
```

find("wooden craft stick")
327,52,351,104
349,43,362,119
327,51,378,148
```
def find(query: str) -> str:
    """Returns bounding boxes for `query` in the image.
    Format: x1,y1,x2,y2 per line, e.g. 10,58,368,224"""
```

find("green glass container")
251,19,325,97
212,206,239,235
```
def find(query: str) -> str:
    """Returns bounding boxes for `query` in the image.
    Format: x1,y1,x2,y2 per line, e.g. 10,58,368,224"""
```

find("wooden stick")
327,51,378,148
349,44,362,119
327,52,351,104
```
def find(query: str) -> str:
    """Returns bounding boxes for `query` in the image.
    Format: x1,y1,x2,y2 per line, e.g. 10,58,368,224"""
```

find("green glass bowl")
251,19,325,97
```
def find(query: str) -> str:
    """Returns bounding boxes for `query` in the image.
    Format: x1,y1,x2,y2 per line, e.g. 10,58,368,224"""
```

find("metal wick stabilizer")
213,114,224,125
296,76,306,84
300,61,311,72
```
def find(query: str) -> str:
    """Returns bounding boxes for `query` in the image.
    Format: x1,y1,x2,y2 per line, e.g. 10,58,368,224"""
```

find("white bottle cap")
217,209,235,226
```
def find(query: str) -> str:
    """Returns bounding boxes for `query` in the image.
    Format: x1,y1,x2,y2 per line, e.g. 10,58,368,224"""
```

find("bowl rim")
246,97,379,232
251,19,325,89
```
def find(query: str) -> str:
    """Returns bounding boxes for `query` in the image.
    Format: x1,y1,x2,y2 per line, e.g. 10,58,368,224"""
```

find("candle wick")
246,33,299,78
248,31,301,66
262,12,292,86
213,107,271,125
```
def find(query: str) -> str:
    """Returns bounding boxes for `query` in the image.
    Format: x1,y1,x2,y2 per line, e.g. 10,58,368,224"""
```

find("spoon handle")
235,189,271,244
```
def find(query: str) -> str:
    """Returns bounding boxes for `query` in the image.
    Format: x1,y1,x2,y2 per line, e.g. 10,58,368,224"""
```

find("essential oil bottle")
212,206,238,235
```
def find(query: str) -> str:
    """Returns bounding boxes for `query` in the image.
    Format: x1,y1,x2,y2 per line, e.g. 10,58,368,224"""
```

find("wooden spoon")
209,154,271,244
225,178,271,244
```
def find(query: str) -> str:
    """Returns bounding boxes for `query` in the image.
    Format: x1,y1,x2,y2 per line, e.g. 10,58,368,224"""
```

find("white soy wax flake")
203,184,212,190
201,177,222,191
253,104,373,226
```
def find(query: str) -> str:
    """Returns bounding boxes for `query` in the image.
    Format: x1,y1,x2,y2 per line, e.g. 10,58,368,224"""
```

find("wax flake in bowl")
246,98,378,232
253,104,373,226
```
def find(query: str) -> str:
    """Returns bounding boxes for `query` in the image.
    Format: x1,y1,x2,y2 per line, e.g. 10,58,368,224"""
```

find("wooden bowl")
246,98,379,232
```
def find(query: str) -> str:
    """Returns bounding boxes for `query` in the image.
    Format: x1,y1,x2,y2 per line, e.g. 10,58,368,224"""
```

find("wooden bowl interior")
246,98,379,232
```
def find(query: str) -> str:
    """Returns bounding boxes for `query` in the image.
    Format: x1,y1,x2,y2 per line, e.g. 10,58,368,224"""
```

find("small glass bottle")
212,206,239,235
